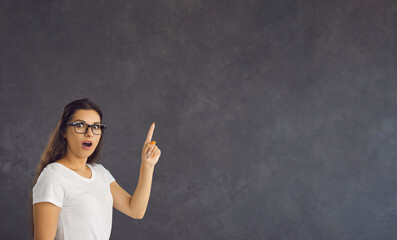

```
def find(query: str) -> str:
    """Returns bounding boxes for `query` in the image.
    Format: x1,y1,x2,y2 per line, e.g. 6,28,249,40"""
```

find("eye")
76,123,85,128
93,124,100,130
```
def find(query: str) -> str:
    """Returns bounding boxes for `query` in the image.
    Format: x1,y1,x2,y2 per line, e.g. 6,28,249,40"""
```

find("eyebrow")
74,119,101,124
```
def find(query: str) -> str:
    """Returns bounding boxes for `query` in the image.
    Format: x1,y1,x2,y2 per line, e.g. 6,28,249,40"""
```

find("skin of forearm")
129,162,154,218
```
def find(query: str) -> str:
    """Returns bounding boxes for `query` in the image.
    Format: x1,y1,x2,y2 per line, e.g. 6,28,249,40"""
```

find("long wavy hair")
28,98,106,239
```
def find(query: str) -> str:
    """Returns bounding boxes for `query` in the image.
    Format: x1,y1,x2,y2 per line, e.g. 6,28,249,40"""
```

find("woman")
29,98,161,240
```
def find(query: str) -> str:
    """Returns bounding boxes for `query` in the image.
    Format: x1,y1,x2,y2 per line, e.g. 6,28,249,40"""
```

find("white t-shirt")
32,162,116,240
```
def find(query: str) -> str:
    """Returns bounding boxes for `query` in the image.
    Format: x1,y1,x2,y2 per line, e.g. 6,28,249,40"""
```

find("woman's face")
64,109,102,159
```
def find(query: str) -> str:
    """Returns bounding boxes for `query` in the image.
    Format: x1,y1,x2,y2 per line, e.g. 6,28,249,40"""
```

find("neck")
61,150,89,171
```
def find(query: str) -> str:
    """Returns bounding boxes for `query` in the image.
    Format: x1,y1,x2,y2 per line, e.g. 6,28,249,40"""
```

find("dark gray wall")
1,0,397,239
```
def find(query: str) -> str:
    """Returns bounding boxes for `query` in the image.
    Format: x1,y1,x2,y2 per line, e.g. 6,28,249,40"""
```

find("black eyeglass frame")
66,122,108,135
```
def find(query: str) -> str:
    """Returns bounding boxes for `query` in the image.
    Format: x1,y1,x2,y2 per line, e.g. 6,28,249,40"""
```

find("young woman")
29,98,161,240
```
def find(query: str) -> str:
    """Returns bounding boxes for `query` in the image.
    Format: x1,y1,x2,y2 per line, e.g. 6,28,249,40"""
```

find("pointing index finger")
145,122,155,143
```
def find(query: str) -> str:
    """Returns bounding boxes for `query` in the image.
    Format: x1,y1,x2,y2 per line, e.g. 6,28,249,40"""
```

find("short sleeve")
32,168,64,208
99,164,116,185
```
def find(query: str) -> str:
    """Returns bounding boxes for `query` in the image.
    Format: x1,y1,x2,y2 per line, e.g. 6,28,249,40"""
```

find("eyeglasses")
66,122,107,135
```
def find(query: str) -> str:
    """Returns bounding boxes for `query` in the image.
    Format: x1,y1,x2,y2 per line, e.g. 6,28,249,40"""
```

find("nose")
84,126,94,136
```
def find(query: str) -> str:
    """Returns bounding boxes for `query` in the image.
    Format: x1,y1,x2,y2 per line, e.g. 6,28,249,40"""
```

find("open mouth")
82,141,93,148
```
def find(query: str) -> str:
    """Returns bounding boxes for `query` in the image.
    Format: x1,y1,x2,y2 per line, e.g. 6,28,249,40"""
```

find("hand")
142,122,161,167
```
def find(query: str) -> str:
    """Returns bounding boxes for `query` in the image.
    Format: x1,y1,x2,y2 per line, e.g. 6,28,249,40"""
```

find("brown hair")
28,98,106,239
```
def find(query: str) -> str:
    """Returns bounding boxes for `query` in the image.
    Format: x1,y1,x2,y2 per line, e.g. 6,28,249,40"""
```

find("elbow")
133,215,144,220
135,213,145,219
130,211,145,220
132,213,145,220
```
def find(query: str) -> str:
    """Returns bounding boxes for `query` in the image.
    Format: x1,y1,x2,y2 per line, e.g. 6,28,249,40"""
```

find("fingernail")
151,154,154,157
151,141,156,145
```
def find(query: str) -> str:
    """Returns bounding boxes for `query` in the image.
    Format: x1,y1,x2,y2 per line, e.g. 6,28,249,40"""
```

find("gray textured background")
1,0,397,239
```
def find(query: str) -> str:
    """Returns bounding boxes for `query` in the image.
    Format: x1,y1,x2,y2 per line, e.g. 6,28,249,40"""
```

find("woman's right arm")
33,202,61,240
